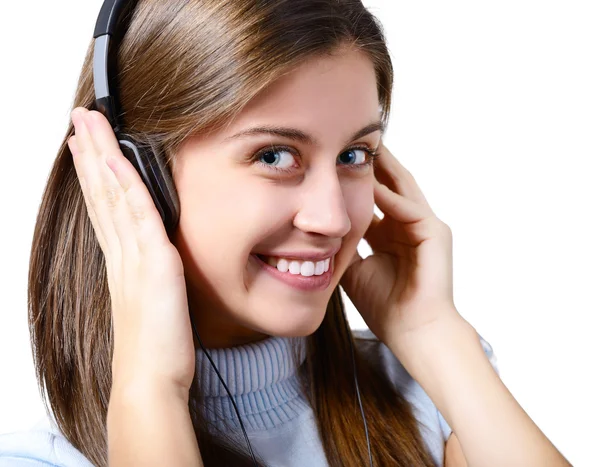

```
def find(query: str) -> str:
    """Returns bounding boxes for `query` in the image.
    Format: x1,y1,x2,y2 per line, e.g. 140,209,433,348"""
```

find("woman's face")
172,48,382,348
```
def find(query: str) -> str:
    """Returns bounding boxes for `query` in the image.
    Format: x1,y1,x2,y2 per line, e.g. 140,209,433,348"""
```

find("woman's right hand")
68,107,196,397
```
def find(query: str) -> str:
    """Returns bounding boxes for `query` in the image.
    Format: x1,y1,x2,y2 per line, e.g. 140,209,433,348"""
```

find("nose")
292,167,352,238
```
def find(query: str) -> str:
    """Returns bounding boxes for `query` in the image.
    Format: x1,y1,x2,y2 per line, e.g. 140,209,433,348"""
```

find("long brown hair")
29,1,437,465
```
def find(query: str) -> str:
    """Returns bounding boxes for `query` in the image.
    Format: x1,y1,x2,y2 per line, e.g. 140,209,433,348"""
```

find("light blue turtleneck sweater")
0,328,498,466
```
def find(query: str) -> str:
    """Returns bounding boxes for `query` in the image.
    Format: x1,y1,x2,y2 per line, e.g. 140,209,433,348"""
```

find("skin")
68,44,569,466
170,47,381,349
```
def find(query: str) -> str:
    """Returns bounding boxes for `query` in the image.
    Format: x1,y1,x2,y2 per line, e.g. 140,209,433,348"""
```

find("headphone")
92,0,180,234
91,1,373,466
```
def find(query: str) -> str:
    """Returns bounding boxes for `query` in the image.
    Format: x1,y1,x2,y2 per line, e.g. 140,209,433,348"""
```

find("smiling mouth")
250,253,334,291
254,254,332,272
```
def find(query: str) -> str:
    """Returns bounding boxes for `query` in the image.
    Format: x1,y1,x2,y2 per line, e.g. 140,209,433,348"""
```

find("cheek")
178,162,255,235
178,177,281,272
344,180,375,237
175,171,250,272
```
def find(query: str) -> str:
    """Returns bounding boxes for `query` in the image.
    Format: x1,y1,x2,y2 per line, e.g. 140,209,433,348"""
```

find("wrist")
387,312,480,380
110,374,190,410
107,377,202,466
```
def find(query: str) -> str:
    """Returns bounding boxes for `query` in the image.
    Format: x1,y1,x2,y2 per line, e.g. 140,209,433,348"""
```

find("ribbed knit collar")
193,334,311,432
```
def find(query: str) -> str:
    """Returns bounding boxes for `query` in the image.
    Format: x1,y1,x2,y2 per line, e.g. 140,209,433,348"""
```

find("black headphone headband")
94,0,133,37
92,0,138,133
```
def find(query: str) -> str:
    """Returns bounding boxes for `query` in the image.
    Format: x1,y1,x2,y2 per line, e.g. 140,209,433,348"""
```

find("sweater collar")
193,334,310,429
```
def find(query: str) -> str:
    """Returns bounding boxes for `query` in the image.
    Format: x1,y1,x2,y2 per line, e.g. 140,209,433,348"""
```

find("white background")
1,1,598,465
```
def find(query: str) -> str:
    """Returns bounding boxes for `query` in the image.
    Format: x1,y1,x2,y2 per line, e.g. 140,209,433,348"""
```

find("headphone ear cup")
117,135,181,234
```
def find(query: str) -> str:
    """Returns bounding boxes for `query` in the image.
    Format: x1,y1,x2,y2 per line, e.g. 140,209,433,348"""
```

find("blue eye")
339,148,371,165
252,145,380,174
255,147,296,171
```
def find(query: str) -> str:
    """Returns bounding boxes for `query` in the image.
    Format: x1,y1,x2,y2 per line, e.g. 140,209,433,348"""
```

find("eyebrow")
222,121,384,147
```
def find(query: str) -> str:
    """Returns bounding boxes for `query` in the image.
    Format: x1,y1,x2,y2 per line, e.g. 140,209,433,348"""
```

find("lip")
255,245,341,262
250,254,334,291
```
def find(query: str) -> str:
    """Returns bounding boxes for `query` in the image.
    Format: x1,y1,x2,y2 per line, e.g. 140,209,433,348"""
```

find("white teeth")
300,261,314,276
263,256,331,277
289,261,301,275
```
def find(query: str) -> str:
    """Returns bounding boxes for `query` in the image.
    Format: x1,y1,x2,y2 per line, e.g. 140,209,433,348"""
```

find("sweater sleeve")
0,429,93,467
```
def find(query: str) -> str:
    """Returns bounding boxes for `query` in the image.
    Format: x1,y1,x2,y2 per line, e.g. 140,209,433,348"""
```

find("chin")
247,304,327,339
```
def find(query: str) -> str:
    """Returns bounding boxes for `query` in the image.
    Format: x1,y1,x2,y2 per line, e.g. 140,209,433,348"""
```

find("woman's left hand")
339,143,465,351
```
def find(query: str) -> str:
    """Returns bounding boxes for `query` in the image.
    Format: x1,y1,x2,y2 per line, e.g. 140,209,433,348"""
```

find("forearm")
389,314,571,467
107,380,203,466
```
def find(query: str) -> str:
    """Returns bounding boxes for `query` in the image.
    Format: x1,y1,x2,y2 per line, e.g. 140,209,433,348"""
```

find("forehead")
223,50,380,147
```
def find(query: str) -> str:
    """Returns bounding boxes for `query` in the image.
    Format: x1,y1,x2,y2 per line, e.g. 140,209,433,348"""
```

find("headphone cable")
190,312,259,467
348,320,374,467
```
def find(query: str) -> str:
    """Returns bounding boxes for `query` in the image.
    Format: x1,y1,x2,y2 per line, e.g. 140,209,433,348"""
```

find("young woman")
0,0,570,466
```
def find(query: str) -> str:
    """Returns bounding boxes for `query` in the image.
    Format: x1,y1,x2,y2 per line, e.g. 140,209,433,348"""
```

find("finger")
105,152,173,254
67,135,80,155
83,109,165,258
81,110,144,257
374,179,427,225
70,109,117,258
84,110,123,157
375,144,432,209
72,108,172,264
70,108,96,155
73,109,126,258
